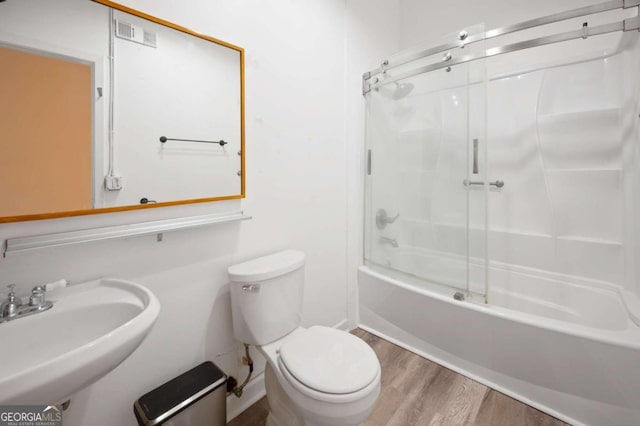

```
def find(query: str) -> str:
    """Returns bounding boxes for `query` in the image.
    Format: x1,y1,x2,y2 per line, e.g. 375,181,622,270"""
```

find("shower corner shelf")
2,211,252,258
537,106,621,120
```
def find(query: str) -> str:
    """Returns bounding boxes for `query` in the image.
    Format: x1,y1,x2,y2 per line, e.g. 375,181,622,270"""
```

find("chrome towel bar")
160,136,227,146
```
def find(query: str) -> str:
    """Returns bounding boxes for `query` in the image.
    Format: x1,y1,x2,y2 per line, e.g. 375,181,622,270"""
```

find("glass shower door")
364,27,488,301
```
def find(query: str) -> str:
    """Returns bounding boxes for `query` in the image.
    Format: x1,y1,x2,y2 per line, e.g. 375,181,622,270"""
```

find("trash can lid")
134,361,226,426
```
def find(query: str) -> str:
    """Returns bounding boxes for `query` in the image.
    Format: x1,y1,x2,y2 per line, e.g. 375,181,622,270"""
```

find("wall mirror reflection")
0,0,245,222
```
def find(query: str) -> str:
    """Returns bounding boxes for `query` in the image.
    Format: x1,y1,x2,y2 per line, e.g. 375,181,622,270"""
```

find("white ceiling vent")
115,19,157,48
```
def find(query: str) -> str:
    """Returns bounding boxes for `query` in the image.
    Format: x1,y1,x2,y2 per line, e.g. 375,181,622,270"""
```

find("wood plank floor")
228,329,570,426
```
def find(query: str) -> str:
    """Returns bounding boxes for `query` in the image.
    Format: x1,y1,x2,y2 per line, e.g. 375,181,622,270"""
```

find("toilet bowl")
261,326,381,426
228,250,381,425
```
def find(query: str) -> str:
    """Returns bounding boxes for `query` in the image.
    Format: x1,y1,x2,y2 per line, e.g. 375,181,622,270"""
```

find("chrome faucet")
0,284,54,324
380,236,399,248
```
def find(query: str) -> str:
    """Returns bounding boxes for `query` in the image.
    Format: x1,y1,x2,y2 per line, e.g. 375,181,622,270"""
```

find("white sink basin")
0,278,160,404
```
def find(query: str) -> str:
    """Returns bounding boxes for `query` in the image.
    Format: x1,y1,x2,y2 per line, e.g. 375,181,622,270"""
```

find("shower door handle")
463,179,504,188
472,139,479,174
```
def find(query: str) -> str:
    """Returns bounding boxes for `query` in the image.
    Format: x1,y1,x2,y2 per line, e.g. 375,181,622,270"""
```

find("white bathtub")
359,262,640,426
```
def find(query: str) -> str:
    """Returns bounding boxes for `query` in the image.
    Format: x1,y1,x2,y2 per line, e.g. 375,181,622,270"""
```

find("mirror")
0,0,245,222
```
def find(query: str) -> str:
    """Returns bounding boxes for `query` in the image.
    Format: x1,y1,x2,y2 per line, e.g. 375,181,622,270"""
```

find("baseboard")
226,372,265,423
333,318,351,331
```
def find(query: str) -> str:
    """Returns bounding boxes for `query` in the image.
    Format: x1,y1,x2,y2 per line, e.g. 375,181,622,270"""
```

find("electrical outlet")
104,175,123,191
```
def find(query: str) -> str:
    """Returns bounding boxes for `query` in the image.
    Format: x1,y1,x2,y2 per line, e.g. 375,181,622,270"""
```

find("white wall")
0,0,349,425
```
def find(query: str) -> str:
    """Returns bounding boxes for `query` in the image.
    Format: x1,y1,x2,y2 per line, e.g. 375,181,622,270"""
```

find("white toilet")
228,250,381,426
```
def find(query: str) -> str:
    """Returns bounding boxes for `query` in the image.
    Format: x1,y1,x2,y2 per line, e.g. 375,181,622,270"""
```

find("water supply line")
227,343,253,398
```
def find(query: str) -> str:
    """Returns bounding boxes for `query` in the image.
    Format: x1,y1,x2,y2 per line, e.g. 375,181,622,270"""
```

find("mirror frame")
0,0,245,223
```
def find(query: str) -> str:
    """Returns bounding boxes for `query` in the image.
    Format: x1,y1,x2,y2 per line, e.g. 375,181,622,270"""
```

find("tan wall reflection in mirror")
0,0,245,223
0,46,92,217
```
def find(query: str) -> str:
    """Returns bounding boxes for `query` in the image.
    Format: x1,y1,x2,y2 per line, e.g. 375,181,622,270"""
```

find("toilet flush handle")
242,284,260,293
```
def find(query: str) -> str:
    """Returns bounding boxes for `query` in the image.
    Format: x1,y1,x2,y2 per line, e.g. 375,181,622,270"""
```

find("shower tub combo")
360,2,640,425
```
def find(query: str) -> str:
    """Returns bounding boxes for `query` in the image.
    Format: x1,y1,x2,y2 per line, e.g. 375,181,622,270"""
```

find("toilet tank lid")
228,250,305,282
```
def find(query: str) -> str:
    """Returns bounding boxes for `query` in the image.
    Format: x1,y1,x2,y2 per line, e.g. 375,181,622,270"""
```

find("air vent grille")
116,21,134,40
114,19,157,48
143,30,157,48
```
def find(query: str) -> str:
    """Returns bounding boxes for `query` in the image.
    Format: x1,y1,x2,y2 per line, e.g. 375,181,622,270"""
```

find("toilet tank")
228,250,305,345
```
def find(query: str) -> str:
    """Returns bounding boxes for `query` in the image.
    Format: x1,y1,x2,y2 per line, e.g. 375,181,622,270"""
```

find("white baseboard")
333,318,351,331
226,372,266,423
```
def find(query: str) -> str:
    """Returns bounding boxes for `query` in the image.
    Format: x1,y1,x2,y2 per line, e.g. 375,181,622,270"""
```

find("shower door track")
363,0,640,94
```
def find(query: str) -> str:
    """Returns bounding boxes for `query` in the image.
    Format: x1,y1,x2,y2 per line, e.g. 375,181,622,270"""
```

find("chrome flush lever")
473,139,479,174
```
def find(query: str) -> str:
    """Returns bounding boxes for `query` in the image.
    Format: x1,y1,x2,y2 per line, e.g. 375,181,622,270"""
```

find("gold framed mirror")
0,0,245,223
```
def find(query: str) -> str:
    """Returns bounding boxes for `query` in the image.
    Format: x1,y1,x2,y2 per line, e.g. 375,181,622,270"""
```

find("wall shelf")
2,211,251,258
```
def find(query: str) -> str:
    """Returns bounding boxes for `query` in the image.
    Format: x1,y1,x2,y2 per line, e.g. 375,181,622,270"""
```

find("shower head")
392,82,414,100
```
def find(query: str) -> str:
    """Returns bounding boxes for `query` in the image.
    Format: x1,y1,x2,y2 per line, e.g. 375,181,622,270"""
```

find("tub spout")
380,236,399,248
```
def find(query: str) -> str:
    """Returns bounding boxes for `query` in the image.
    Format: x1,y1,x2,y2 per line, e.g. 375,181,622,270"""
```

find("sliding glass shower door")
364,27,488,301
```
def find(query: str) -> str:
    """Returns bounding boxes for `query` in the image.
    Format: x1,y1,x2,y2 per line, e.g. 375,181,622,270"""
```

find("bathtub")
359,259,640,426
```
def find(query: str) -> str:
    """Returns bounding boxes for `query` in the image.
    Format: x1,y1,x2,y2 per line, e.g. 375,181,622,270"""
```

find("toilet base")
265,363,305,426
264,364,372,426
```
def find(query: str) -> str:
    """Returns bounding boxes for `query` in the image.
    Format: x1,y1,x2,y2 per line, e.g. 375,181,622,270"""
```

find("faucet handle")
376,209,401,229
1,284,22,319
29,286,46,307
3,284,18,301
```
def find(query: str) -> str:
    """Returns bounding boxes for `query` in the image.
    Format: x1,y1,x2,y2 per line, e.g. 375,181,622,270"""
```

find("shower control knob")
376,209,400,229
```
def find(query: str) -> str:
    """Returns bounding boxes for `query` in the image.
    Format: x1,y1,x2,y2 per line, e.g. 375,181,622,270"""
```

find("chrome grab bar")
463,179,504,188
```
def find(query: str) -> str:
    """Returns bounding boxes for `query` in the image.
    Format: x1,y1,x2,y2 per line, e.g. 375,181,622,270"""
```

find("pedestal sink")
0,278,160,404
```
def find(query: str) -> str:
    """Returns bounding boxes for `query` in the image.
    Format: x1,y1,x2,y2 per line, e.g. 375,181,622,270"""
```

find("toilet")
228,250,381,426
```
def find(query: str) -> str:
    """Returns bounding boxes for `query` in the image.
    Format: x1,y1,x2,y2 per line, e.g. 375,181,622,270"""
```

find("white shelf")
2,211,252,258
544,168,622,173
556,235,622,246
537,106,621,119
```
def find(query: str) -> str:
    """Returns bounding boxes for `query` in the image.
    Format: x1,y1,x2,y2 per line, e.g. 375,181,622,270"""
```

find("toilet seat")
269,326,380,402
277,356,381,404
279,326,379,394
258,326,382,424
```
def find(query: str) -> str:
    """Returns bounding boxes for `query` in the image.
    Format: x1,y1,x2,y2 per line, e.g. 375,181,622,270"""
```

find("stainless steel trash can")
134,361,227,426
